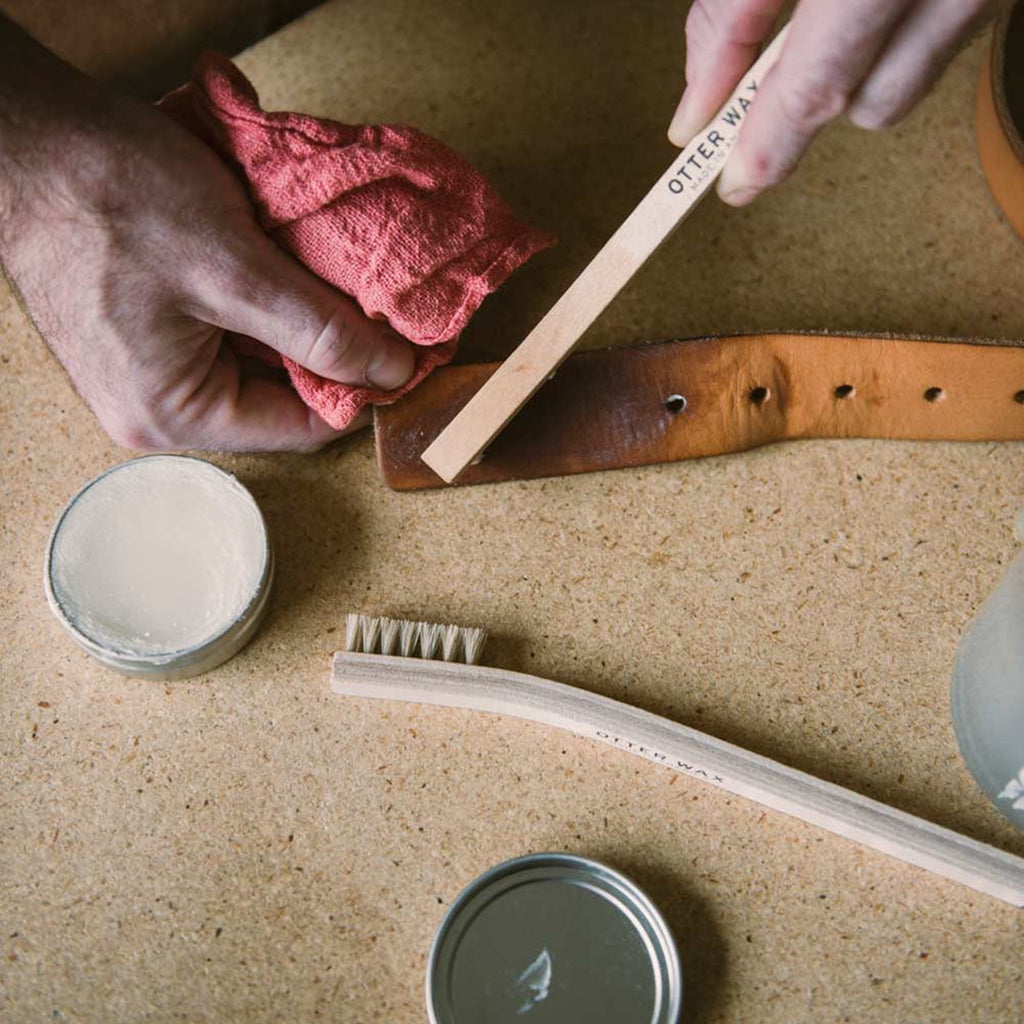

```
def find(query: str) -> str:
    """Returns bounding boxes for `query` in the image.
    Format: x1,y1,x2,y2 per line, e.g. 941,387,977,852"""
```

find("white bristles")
461,627,488,666
399,619,419,657
379,616,400,656
441,623,462,662
359,614,381,654
419,621,443,660
342,615,488,665
345,613,362,653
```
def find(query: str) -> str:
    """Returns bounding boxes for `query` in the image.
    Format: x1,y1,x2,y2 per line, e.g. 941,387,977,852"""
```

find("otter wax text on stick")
420,26,790,482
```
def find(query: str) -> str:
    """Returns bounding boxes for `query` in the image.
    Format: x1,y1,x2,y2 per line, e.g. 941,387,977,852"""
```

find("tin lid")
427,853,682,1024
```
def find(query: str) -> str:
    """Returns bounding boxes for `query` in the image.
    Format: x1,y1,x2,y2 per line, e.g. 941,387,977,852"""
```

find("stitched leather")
374,333,1024,489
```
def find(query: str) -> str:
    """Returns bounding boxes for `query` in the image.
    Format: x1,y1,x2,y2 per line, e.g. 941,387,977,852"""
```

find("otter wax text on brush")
333,615,1024,906
45,455,273,680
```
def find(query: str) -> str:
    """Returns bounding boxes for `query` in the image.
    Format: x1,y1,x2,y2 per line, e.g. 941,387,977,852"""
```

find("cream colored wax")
48,457,268,658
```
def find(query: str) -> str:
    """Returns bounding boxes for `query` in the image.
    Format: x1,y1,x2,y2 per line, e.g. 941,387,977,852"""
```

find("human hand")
0,20,414,452
668,0,997,206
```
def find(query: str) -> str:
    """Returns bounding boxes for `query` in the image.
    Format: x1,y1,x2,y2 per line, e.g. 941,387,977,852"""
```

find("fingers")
197,376,351,452
155,347,367,452
191,223,415,391
846,0,995,130
716,0,914,205
669,0,787,147
713,0,997,206
201,376,370,452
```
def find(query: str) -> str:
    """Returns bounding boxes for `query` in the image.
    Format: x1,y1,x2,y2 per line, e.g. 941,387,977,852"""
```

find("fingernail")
718,184,759,207
668,91,702,148
366,332,415,390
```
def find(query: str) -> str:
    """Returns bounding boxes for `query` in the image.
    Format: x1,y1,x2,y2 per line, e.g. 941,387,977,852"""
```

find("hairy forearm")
0,16,122,250
0,15,86,166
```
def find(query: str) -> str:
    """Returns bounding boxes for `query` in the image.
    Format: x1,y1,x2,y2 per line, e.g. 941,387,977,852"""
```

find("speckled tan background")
3,1,1024,1021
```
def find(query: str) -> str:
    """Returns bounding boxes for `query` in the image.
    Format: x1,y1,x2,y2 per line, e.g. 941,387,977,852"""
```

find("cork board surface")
2,1,1024,1020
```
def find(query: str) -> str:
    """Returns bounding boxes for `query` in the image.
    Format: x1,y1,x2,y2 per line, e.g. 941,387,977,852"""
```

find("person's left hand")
0,20,414,452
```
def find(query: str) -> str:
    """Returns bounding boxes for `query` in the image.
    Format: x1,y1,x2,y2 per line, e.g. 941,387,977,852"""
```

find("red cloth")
159,54,554,429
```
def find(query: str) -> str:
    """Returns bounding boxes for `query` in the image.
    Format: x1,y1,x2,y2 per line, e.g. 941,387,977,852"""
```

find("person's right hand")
0,18,414,452
668,0,997,206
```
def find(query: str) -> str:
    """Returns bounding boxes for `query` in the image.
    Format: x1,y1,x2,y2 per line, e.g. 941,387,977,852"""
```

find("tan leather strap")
374,333,1024,490
977,4,1024,238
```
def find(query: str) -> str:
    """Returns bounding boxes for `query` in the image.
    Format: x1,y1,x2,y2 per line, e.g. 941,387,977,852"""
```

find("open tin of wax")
427,853,682,1024
44,455,273,680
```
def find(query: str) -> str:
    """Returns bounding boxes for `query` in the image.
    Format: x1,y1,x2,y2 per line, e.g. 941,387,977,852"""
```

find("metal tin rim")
43,455,273,680
426,852,682,1024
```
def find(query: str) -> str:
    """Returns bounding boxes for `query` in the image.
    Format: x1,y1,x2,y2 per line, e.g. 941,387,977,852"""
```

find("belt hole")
1014,390,1024,404
664,394,687,413
834,384,855,399
749,386,770,405
924,387,946,403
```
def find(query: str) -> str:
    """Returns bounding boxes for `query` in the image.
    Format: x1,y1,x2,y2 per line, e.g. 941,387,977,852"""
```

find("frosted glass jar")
45,456,273,679
951,510,1024,831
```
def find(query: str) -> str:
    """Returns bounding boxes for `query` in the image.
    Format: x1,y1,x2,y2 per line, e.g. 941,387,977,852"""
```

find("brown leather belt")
977,2,1024,237
374,333,1024,489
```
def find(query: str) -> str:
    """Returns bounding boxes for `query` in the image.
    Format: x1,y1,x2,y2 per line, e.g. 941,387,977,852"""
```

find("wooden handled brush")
332,614,1024,907
420,26,790,483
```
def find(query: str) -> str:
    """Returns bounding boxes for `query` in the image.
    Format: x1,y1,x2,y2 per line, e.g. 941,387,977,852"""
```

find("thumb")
195,228,416,391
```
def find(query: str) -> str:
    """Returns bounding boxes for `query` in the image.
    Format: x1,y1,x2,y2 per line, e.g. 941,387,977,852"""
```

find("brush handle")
331,651,1024,906
420,26,790,483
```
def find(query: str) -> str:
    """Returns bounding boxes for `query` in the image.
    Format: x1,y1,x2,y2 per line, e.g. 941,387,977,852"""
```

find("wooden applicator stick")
420,26,790,483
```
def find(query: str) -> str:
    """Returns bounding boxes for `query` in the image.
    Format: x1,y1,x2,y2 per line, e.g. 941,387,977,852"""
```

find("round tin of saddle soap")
427,853,682,1024
44,455,273,680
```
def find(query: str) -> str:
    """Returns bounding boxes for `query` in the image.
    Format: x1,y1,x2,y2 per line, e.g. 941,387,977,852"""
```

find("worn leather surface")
375,333,1024,489
977,3,1024,237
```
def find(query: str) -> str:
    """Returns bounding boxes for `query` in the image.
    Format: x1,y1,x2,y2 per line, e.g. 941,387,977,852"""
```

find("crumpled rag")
159,53,555,429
